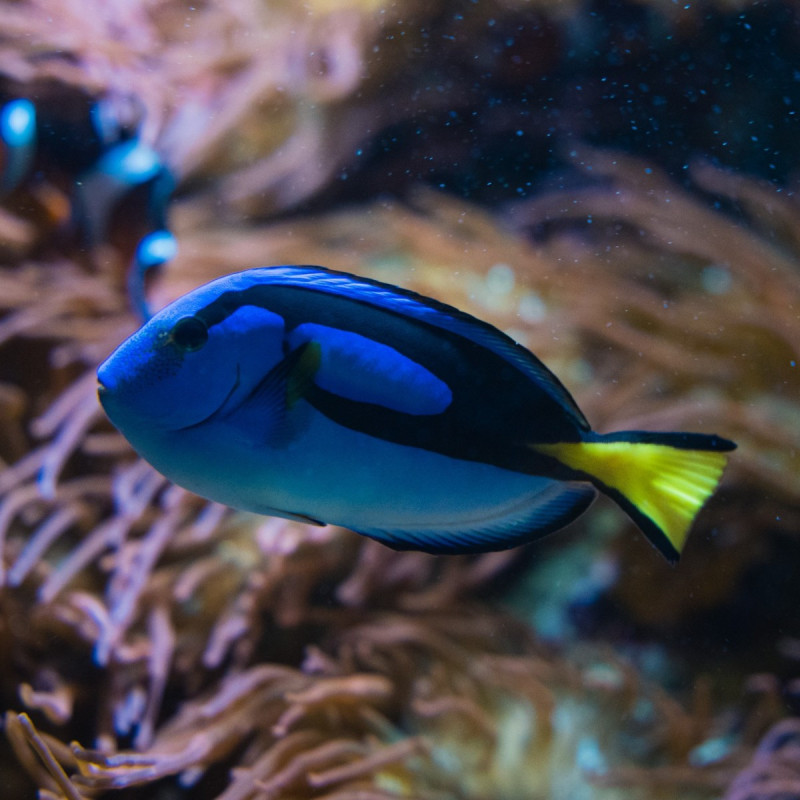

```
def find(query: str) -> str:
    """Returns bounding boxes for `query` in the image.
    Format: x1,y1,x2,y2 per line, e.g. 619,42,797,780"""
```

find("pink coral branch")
308,737,425,787
134,605,176,749
7,713,87,800
7,502,89,586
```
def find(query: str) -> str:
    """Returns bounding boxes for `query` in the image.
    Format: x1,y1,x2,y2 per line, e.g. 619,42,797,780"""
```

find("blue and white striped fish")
97,266,735,562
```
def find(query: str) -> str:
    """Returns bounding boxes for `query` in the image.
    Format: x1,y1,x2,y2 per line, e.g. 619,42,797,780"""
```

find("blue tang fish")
97,266,735,562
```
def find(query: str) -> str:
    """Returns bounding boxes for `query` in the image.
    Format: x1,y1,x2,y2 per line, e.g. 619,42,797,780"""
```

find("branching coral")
1,0,798,795
3,0,780,222
2,140,798,795
509,149,800,467
0,215,770,799
722,717,800,800
6,607,757,800
8,671,422,797
0,0,384,214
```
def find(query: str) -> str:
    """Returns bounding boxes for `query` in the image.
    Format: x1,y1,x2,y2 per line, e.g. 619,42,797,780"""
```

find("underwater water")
0,0,799,798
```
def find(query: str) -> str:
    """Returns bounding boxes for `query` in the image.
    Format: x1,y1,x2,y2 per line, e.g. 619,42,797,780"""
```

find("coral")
5,605,752,800
0,0,385,216
500,147,800,628
509,147,800,493
1,1,799,798
723,717,800,800
0,169,793,798
3,0,790,220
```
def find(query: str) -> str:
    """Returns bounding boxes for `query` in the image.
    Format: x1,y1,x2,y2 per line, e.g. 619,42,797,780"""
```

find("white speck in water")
576,736,608,775
689,734,736,766
517,291,547,323
701,264,732,294
486,262,516,294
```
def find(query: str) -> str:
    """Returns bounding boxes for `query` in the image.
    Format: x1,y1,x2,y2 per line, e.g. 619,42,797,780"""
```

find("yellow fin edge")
533,440,730,557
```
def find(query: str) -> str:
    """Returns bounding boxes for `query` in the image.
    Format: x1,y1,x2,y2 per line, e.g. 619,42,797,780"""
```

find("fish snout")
96,360,115,395
96,359,122,413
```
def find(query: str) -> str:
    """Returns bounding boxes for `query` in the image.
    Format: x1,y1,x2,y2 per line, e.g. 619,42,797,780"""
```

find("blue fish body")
97,266,735,561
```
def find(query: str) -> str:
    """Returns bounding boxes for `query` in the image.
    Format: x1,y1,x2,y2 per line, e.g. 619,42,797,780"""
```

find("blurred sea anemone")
1,0,800,798
722,717,800,800
2,151,798,797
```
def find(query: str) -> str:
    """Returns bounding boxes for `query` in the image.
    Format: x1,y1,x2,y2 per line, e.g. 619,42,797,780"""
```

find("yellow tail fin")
533,433,734,562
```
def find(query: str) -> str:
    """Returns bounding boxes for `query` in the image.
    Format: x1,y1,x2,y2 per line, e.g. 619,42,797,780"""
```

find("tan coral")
1,0,797,788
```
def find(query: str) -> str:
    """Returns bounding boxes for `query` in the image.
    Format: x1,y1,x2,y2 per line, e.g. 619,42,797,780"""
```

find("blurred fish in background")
0,83,176,320
0,98,36,197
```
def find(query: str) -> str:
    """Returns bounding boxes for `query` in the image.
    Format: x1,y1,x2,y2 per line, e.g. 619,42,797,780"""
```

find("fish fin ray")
286,340,321,407
532,432,735,562
252,505,325,526
350,483,595,555
234,341,320,445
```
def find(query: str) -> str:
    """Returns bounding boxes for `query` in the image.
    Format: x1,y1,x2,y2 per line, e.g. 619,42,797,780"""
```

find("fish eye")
170,316,208,353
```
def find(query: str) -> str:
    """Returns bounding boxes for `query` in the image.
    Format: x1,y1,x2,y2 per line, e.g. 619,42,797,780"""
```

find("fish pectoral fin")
286,340,321,407
235,341,321,444
249,340,321,406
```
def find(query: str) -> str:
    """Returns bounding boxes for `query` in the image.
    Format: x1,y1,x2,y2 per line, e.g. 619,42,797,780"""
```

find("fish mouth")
96,379,110,410
96,362,115,406
96,359,115,394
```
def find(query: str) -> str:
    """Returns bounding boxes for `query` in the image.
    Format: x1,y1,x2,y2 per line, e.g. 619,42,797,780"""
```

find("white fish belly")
156,403,562,533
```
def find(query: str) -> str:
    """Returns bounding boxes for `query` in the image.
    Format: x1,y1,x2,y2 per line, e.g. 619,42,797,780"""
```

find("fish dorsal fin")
222,266,590,430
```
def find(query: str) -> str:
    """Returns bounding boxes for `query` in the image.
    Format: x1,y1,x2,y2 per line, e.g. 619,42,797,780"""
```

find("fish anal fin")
254,505,326,526
532,433,735,562
350,483,596,555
